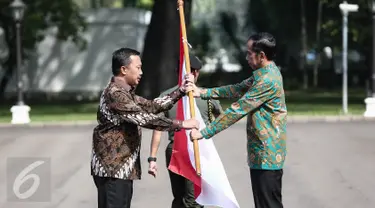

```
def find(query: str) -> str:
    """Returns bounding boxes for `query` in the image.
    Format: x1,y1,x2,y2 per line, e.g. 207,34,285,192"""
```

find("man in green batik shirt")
147,54,223,208
190,32,287,208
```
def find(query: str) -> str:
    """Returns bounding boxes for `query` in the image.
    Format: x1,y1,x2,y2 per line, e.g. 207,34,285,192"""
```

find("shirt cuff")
171,119,183,131
168,88,184,102
200,88,211,100
200,128,212,139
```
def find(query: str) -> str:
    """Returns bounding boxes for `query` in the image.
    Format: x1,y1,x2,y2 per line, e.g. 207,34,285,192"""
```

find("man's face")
246,40,262,70
191,68,200,83
121,55,143,86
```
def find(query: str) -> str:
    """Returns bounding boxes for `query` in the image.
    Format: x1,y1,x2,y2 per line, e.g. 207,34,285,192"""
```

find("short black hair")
248,32,276,61
111,48,140,76
175,53,202,75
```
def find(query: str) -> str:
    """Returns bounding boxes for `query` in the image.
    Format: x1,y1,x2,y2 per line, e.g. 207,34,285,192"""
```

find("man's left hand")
190,129,203,141
179,73,194,93
184,73,194,83
148,161,158,178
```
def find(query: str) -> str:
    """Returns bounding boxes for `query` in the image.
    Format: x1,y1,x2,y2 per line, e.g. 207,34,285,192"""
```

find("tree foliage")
247,0,373,58
0,0,87,98
322,0,372,52
218,0,373,88
89,0,153,10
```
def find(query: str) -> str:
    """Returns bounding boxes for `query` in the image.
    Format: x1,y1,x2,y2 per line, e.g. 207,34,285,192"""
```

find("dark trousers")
166,141,204,208
250,169,284,208
93,175,133,208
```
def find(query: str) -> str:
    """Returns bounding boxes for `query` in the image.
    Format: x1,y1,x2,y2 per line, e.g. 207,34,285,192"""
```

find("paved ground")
0,120,374,208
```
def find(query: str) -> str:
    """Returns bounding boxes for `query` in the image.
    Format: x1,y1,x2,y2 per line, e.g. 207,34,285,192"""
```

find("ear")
259,51,267,60
120,66,127,75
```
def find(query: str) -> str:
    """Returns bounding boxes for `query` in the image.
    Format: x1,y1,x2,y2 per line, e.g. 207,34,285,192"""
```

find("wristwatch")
147,157,157,163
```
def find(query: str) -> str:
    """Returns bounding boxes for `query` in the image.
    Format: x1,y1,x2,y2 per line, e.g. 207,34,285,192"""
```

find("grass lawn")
0,102,98,123
0,89,368,123
280,88,366,116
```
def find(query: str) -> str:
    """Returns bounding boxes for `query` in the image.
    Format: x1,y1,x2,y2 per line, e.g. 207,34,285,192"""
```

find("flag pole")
177,0,201,176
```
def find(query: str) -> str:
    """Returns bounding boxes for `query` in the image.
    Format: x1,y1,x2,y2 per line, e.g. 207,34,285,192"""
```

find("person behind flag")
189,32,287,208
90,47,199,208
147,53,223,208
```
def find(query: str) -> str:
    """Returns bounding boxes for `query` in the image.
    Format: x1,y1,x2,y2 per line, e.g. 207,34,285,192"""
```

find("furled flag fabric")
167,27,240,208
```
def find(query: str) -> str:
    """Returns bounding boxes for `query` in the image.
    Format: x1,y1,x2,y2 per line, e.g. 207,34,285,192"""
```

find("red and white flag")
168,28,240,208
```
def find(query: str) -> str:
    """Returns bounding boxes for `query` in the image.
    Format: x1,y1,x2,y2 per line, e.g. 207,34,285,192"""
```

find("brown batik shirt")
91,77,185,180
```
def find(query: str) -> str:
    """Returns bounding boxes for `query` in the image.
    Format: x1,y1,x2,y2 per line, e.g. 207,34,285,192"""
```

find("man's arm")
200,79,276,139
147,129,162,177
148,102,168,178
109,90,184,131
150,130,162,158
199,77,253,100
149,109,166,157
135,87,184,115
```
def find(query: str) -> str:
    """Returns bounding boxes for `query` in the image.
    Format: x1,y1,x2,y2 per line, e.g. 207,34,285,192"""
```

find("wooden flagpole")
177,0,201,176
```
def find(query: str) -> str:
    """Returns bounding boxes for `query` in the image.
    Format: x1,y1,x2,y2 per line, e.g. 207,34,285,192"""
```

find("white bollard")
364,97,375,117
10,104,31,124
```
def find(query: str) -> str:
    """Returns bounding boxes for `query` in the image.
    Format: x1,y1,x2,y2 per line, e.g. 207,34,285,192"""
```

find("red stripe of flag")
167,26,202,198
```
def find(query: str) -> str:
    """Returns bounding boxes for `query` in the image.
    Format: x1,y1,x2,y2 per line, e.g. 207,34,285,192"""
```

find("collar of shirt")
111,76,135,93
252,61,276,79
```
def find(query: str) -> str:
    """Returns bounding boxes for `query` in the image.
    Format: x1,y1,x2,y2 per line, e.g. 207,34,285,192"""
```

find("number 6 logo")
13,161,45,199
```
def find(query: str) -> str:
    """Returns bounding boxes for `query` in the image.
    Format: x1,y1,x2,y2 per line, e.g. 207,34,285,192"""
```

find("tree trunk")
137,0,192,99
0,24,15,102
313,1,323,88
300,0,308,89
0,63,14,102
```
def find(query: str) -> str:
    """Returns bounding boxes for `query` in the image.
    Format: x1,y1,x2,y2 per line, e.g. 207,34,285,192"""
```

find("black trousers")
166,141,204,208
93,175,133,208
250,169,283,208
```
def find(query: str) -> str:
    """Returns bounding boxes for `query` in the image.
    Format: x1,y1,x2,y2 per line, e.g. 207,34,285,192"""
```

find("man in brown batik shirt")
91,47,198,208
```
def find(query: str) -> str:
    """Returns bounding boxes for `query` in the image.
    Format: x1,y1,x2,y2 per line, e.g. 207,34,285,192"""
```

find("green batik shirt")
200,62,287,170
158,85,223,141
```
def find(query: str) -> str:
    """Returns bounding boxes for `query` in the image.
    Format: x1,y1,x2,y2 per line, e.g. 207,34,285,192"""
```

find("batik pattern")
91,79,184,180
200,62,287,170
200,76,254,99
